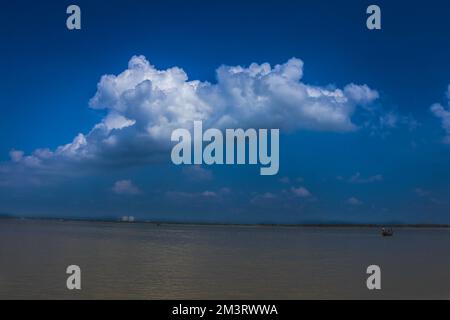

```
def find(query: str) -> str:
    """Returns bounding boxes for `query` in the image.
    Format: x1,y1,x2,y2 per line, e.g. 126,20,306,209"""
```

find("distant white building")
120,215,135,222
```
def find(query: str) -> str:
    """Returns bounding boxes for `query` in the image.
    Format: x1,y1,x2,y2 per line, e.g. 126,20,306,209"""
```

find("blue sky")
1,0,450,224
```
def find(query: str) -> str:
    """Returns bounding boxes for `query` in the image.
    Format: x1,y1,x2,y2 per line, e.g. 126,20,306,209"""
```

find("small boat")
381,228,393,237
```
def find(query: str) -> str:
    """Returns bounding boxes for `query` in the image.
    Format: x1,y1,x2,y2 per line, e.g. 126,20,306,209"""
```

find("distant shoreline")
0,215,449,229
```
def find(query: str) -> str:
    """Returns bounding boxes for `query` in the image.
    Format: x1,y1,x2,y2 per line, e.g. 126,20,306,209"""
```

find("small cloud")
413,188,443,205
250,192,278,205
348,172,383,184
166,189,222,200
347,197,363,206
279,177,290,184
201,191,217,197
260,192,277,199
112,180,141,195
365,109,419,137
279,176,303,184
219,187,231,195
431,104,450,144
291,186,312,198
378,112,418,131
9,150,24,162
414,188,430,197
183,166,213,181
430,85,450,144
379,112,399,129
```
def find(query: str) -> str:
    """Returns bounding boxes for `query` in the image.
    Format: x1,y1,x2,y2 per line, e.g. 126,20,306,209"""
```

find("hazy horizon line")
1,214,449,228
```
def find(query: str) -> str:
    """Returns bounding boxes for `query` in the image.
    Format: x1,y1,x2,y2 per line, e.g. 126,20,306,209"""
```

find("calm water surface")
0,219,449,299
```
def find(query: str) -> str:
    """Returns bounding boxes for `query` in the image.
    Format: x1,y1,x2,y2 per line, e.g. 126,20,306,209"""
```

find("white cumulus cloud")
2,55,379,173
